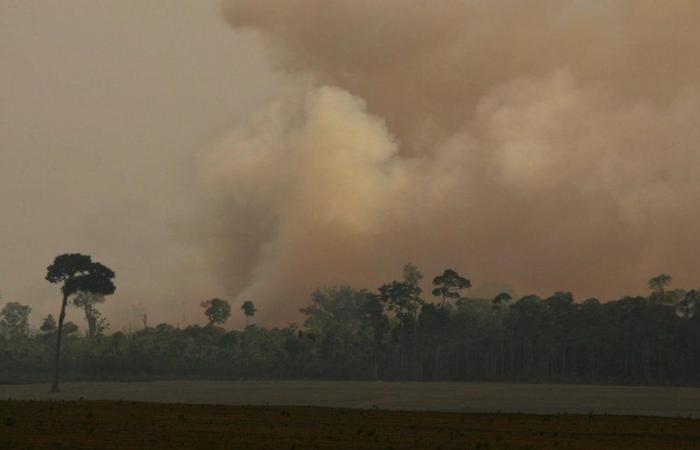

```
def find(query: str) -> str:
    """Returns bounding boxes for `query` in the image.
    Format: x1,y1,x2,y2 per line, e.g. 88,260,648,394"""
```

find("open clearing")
1,400,700,449
1,381,700,417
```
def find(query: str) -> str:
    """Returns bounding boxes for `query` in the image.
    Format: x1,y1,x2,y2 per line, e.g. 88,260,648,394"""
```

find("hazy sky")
3,0,700,330
0,1,280,328
214,0,700,321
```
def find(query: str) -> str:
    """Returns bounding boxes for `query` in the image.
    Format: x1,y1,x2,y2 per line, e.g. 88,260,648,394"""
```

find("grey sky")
0,1,280,328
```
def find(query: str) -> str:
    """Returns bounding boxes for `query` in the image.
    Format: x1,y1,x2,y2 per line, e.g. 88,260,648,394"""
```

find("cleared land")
1,381,700,417
1,400,700,449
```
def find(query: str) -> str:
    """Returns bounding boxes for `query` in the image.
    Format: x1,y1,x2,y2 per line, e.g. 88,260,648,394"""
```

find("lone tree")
241,300,256,327
432,269,471,304
46,253,115,392
201,298,231,327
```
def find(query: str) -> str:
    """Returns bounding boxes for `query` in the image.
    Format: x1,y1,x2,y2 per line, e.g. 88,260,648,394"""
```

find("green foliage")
378,281,422,321
678,289,699,318
300,287,377,378
73,292,109,338
40,314,57,333
240,301,256,326
0,302,31,340
3,265,700,385
201,298,231,327
432,269,471,303
63,322,80,336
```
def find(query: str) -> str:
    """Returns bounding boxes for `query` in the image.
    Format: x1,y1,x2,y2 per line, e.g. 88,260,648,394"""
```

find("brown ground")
3,381,700,417
1,400,700,449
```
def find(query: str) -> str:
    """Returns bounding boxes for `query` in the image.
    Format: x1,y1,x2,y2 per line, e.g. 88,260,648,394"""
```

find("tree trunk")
51,293,68,393
84,304,95,338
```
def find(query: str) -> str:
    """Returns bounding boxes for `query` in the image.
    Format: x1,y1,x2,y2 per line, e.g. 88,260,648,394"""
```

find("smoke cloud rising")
204,0,700,321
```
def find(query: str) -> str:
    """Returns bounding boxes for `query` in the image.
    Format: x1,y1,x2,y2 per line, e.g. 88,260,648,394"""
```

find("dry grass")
1,400,700,449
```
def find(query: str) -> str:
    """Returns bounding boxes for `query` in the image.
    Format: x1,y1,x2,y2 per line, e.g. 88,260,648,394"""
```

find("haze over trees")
1,264,699,386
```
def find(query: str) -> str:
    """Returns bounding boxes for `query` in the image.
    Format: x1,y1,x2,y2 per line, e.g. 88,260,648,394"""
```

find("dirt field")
1,380,700,417
1,400,699,449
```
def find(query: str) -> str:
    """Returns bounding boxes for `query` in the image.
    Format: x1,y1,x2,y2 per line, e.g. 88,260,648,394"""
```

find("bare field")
1,400,700,449
1,381,700,417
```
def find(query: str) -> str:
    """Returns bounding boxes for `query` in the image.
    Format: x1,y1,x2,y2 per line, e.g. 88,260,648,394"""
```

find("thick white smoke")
201,0,700,321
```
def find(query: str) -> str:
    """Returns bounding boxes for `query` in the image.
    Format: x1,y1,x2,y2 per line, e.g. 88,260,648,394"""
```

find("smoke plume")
204,0,700,321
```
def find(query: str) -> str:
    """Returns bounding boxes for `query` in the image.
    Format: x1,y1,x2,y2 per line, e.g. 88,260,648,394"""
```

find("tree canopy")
0,302,31,339
201,298,231,326
432,269,471,303
1,264,699,386
241,301,256,326
46,254,116,298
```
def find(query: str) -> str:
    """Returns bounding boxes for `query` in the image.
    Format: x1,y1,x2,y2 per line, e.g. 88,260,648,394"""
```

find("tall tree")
300,287,376,378
46,253,115,392
378,280,423,321
0,302,32,340
492,292,512,312
417,302,451,379
648,274,672,303
432,269,471,304
201,298,231,327
402,262,423,287
362,293,388,379
72,291,109,338
378,280,423,378
241,300,256,327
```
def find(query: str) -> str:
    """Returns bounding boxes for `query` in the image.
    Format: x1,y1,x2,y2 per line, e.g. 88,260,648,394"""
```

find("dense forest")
1,263,699,386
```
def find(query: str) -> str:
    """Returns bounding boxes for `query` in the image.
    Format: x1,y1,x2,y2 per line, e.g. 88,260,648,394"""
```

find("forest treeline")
1,263,699,385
